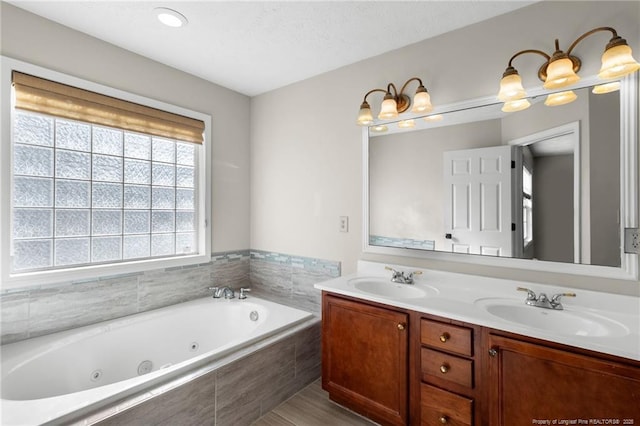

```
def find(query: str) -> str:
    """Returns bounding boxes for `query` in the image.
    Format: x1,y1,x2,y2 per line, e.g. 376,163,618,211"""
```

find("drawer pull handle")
489,348,498,357
439,332,450,343
439,415,449,424
397,323,406,331
439,363,450,374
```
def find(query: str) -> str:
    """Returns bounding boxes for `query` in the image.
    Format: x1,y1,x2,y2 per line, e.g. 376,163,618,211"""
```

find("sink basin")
475,298,629,337
348,277,434,299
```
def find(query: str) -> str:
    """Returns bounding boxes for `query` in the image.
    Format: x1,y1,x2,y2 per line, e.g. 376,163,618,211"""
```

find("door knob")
397,323,406,331
445,233,452,239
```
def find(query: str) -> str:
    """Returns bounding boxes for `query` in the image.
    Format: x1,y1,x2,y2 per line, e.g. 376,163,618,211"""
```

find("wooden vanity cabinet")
322,292,409,426
418,317,482,426
487,333,640,425
321,291,640,426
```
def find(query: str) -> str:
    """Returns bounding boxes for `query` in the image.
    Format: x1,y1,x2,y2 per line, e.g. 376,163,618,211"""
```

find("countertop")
314,261,640,361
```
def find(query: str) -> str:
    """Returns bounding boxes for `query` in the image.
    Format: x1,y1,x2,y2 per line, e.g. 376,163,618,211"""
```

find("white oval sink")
348,277,435,299
475,298,629,337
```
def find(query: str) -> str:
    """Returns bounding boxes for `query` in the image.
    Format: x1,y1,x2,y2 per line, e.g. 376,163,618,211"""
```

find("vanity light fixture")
544,90,577,107
501,98,531,113
154,7,188,28
592,81,621,94
398,119,415,129
423,114,443,122
371,125,388,133
497,27,640,111
356,77,433,125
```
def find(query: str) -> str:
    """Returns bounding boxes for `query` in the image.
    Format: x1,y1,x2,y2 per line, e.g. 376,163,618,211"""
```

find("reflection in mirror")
368,85,622,267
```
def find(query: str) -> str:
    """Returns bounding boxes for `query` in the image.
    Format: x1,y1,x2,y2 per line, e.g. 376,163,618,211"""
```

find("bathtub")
1,295,314,425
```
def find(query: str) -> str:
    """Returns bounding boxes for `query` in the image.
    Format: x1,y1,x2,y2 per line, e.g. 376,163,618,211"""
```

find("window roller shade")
12,71,204,144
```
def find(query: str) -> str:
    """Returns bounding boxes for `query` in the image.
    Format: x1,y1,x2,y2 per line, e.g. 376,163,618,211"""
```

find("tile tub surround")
1,249,338,344
0,250,251,344
85,320,321,426
249,250,341,316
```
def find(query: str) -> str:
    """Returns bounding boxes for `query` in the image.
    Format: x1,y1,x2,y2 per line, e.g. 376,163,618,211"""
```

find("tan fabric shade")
12,71,204,144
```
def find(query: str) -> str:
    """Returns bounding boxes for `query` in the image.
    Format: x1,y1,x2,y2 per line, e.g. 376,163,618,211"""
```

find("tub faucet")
208,286,235,299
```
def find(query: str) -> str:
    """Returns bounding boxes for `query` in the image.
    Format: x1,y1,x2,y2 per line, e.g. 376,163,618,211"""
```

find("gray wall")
370,119,501,251
533,155,574,263
250,1,639,295
589,90,621,267
1,2,251,253
1,1,638,325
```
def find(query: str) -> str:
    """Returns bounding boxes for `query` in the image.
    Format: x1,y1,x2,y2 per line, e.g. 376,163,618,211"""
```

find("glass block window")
11,111,198,273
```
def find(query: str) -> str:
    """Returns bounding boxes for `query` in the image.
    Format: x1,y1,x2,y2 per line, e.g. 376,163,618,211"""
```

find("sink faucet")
517,287,576,310
208,286,235,299
385,266,423,285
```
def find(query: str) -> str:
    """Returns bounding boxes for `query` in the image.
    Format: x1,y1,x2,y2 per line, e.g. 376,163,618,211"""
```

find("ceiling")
8,1,535,97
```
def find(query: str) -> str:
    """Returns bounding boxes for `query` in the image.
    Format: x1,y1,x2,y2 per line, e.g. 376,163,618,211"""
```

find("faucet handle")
385,266,398,273
239,288,251,299
549,293,576,309
517,287,537,301
208,286,221,298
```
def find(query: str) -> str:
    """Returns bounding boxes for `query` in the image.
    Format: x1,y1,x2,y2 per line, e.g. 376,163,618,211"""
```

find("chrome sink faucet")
208,286,235,299
385,266,423,285
517,287,576,310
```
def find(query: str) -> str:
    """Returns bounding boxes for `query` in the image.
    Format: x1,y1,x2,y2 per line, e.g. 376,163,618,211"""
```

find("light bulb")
357,102,374,126
544,90,577,106
598,43,640,79
378,95,398,120
544,57,580,89
497,72,526,101
592,81,621,94
502,99,531,113
411,89,433,113
155,8,188,28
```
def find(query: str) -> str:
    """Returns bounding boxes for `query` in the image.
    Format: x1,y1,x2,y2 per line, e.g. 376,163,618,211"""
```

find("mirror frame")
362,74,638,280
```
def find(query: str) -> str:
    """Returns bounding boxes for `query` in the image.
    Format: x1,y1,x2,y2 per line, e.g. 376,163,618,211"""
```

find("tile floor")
251,379,377,426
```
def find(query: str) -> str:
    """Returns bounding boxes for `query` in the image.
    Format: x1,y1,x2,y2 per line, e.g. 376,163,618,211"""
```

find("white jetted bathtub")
1,296,313,425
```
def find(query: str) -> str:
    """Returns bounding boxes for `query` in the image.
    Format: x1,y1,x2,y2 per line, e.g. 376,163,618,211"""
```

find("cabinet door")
488,334,640,425
322,294,409,426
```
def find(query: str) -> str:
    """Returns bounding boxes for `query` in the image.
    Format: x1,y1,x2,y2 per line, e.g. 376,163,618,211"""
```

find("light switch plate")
339,216,349,233
624,228,639,254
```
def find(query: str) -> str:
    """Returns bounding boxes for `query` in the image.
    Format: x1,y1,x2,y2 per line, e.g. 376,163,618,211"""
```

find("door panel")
444,145,513,256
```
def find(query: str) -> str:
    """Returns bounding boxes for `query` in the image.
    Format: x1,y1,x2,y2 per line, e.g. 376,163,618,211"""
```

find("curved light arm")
567,27,618,56
507,49,551,68
398,77,424,96
361,88,387,103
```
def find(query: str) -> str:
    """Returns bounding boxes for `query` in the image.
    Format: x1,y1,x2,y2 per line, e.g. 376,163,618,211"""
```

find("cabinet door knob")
397,323,406,331
439,332,450,343
439,364,450,374
439,415,449,424
489,348,498,357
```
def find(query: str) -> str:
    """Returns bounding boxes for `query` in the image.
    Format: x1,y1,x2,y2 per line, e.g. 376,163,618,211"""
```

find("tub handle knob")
239,288,251,299
208,286,221,298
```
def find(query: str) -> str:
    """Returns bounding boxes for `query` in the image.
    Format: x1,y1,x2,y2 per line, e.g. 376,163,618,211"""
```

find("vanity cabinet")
419,318,480,426
487,333,640,425
322,292,409,426
321,291,640,426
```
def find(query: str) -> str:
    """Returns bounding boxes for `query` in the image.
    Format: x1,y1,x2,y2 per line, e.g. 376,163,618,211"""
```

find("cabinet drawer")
421,319,472,356
421,383,472,426
421,348,473,388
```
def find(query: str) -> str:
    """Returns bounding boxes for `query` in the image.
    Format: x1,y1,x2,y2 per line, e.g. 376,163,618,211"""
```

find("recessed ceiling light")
154,7,188,28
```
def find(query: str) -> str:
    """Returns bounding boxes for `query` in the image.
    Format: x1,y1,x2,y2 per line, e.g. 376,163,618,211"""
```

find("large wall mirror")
363,76,638,280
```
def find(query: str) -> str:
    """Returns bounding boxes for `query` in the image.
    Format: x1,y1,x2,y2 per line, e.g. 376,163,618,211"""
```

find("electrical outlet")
339,216,349,233
624,228,639,254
